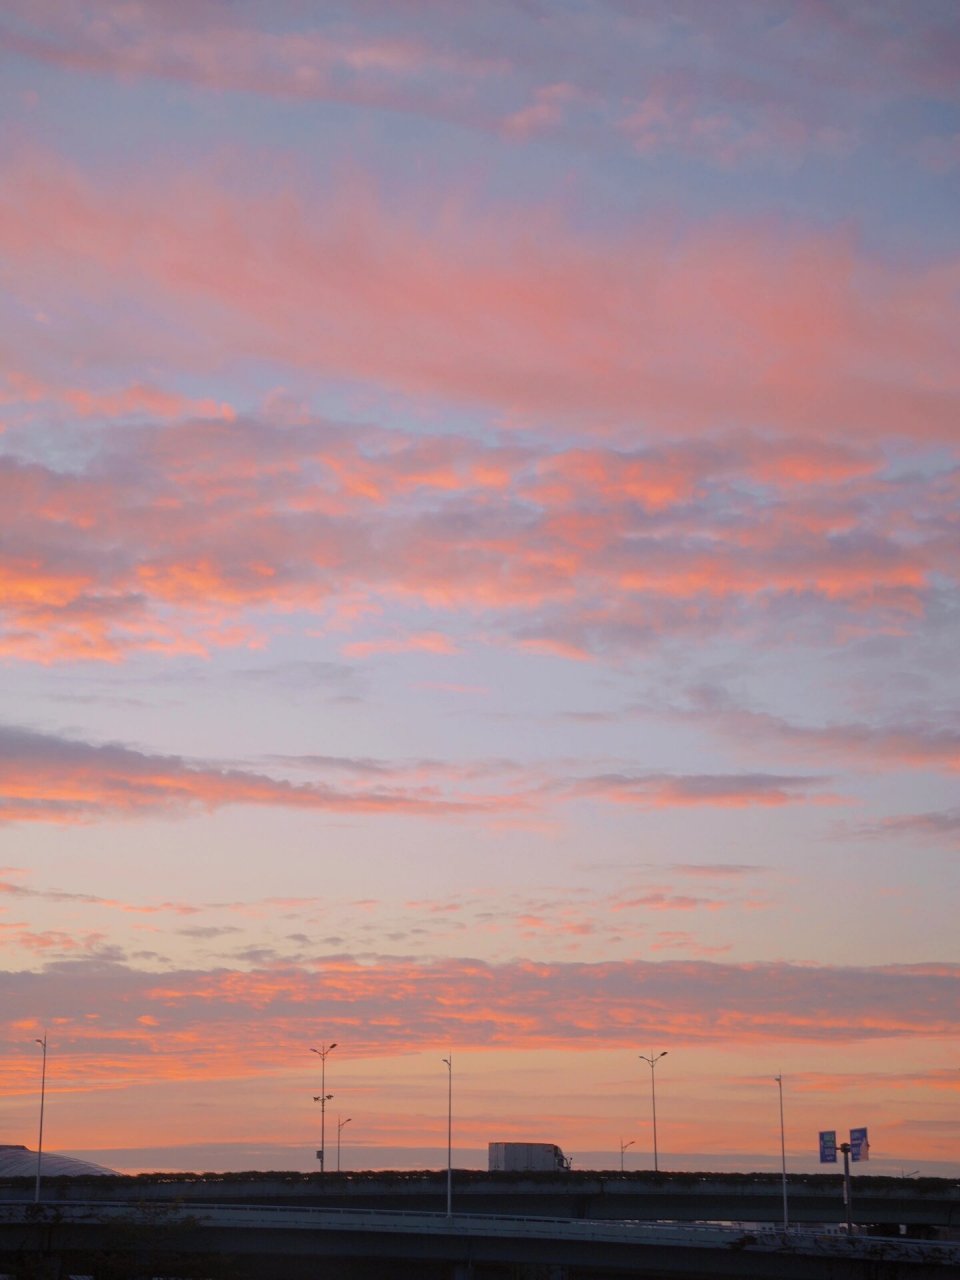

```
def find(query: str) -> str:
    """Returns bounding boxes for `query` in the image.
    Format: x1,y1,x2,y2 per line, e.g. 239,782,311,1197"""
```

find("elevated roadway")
10,1170,959,1234
1,1201,959,1279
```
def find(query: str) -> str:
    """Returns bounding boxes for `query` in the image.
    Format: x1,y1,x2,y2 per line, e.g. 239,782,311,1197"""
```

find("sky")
0,0,958,1179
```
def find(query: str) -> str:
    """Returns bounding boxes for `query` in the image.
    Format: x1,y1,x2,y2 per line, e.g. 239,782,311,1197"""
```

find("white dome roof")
0,1144,116,1177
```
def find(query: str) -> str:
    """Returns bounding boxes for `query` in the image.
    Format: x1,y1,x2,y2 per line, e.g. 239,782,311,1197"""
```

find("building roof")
0,1144,117,1177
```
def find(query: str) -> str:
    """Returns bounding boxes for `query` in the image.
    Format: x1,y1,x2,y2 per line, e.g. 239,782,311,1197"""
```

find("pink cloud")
851,808,960,848
3,947,955,1159
4,1,954,172
0,723,839,828
0,876,204,915
2,152,957,442
681,701,960,774
554,771,834,809
502,83,584,139
2,955,957,1079
610,893,723,912
2,413,949,663
0,370,235,423
620,81,856,169
0,724,520,825
0,922,107,953
0,1,492,117
649,931,733,956
0,872,772,971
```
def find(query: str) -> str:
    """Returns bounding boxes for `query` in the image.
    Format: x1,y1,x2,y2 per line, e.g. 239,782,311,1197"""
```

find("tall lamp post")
337,1116,352,1173
775,1074,789,1230
442,1055,453,1218
34,1035,47,1204
311,1042,338,1171
619,1138,635,1173
638,1051,668,1172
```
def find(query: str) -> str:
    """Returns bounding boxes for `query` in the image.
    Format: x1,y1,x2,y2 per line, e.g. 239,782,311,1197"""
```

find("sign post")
819,1127,868,1233
839,1143,853,1234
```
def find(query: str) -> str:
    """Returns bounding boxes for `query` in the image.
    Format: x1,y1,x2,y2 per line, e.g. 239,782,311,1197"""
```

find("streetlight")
442,1055,452,1218
775,1074,788,1230
34,1035,47,1204
619,1138,635,1173
638,1051,668,1172
337,1116,352,1173
311,1042,338,1171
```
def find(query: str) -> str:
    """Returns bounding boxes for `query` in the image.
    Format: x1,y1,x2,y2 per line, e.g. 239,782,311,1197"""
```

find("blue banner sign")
849,1127,869,1161
819,1130,837,1163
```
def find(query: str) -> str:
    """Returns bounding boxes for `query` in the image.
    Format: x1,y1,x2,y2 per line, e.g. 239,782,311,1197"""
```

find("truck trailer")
488,1142,571,1172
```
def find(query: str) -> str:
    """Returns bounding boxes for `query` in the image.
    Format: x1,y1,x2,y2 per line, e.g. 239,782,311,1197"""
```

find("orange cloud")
3,955,957,1091
0,405,950,663
0,723,843,829
6,948,955,1164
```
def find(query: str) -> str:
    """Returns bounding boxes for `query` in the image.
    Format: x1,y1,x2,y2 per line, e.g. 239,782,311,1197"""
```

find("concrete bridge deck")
9,1169,959,1233
2,1200,959,1279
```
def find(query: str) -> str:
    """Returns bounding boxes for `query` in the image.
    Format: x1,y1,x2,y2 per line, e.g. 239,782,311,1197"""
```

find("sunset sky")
1,1,958,1178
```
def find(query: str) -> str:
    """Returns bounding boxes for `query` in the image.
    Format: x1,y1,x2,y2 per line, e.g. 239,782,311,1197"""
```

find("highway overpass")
7,1170,959,1234
2,1200,960,1280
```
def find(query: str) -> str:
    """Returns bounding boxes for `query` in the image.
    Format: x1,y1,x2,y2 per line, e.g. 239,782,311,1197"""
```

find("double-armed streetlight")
337,1116,352,1173
311,1042,338,1171
638,1051,668,1172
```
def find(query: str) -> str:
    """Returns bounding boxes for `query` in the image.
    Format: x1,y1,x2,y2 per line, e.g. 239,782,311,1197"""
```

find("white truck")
488,1142,571,1172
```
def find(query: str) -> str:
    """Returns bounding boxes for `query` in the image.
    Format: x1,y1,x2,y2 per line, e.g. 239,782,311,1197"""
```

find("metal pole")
638,1052,667,1172
775,1074,788,1230
311,1042,337,1172
34,1035,47,1204
443,1055,452,1217
620,1138,634,1173
841,1142,853,1234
